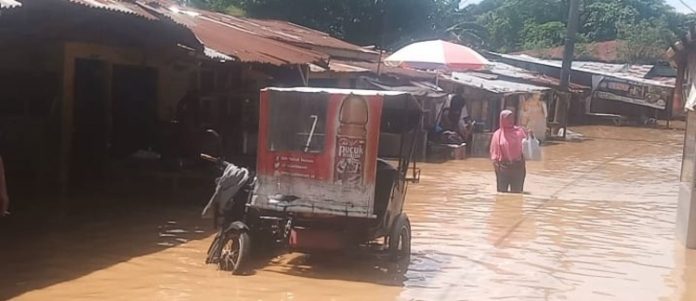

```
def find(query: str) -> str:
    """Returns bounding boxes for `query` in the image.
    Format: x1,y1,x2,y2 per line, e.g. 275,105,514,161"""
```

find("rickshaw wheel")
205,232,223,264
388,213,411,262
218,232,251,275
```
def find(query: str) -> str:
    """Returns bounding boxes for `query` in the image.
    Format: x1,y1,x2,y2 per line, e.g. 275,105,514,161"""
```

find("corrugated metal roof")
448,72,551,94
499,54,675,88
322,59,439,80
204,47,234,61
359,77,447,98
139,1,327,65
69,0,160,20
548,60,654,79
489,62,539,80
1,0,201,50
489,62,588,91
514,40,623,63
263,87,411,97
325,61,370,73
0,0,20,8
5,0,367,66
205,14,376,55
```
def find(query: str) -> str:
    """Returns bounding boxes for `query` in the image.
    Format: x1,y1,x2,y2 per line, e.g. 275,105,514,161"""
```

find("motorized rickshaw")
203,87,422,274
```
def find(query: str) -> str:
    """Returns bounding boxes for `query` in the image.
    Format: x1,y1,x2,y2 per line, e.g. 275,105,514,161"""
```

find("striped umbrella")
384,40,491,72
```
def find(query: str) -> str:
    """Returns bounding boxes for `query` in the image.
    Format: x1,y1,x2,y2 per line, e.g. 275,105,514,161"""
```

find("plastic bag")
522,136,542,161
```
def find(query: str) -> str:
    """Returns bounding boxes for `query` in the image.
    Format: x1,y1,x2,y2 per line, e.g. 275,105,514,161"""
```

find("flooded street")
2,125,696,301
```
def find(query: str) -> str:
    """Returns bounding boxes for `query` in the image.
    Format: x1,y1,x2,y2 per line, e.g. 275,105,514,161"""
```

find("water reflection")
488,193,537,247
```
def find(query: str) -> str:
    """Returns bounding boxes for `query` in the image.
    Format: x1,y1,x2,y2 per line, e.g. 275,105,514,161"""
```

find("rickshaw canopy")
253,87,422,218
261,87,423,111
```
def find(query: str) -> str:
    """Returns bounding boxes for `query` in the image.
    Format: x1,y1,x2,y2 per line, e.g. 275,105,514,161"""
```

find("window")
267,92,328,153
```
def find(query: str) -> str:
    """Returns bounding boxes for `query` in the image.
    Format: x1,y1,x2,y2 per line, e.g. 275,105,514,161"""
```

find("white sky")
461,0,694,14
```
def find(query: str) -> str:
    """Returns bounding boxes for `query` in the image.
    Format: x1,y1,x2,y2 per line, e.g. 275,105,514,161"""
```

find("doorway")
111,65,158,159
71,58,108,185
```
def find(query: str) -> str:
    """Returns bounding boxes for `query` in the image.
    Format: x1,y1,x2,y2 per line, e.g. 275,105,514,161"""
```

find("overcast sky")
461,0,694,14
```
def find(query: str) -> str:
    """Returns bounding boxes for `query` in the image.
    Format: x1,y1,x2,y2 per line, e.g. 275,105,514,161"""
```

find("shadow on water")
0,176,216,300
0,172,410,299
1,124,690,300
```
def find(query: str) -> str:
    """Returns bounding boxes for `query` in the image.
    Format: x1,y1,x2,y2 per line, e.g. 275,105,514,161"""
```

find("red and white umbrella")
384,40,491,72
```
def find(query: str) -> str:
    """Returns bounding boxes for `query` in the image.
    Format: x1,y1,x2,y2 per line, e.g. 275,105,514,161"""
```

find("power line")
678,0,696,14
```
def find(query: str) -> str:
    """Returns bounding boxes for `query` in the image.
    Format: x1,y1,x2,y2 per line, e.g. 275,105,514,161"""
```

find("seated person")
431,108,464,145
457,116,473,144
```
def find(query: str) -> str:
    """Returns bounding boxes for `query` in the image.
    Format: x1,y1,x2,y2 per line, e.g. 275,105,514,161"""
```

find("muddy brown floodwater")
2,125,696,301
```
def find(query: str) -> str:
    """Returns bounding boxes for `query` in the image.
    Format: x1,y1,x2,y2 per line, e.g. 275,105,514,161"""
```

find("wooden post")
563,93,570,139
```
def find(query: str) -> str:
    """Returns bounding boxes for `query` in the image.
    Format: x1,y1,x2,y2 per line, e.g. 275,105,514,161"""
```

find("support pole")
558,0,579,140
559,0,580,91
679,110,696,249
297,64,308,87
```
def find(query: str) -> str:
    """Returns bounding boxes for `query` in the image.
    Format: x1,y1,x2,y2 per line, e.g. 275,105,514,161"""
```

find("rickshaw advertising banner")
254,89,383,218
591,75,671,110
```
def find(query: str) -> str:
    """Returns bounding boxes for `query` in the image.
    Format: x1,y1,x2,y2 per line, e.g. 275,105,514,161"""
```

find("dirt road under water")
2,125,696,301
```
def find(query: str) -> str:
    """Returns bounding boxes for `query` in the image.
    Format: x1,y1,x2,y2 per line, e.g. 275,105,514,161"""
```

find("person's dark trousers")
494,160,526,193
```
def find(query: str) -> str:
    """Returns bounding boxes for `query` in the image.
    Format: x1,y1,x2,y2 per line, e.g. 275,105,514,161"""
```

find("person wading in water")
490,110,527,193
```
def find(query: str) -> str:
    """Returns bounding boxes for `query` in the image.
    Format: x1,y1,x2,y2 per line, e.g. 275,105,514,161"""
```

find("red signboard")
254,89,383,217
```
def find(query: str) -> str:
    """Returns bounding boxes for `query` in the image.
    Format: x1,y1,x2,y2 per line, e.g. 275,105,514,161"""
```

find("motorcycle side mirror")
204,128,224,160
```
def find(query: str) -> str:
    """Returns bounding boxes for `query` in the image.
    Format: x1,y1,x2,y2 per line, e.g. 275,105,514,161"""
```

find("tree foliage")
522,21,566,50
463,0,685,52
187,0,694,63
446,21,489,48
189,0,459,49
617,20,675,63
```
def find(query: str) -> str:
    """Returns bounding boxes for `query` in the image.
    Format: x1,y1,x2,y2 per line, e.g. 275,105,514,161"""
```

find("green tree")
477,8,520,52
581,1,638,41
187,0,693,58
191,0,459,49
521,21,566,50
446,21,490,48
617,20,675,63
461,0,689,55
188,0,245,15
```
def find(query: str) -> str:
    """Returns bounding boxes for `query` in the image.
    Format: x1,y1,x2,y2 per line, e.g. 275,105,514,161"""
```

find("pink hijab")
490,110,526,162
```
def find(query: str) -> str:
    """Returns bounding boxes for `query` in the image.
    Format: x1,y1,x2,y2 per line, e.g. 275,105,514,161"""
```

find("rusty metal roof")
6,0,365,66
204,14,376,55
137,1,328,65
1,0,201,50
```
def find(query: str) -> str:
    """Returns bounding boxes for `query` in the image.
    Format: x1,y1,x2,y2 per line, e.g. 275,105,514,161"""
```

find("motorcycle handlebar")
200,153,231,169
200,153,218,163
